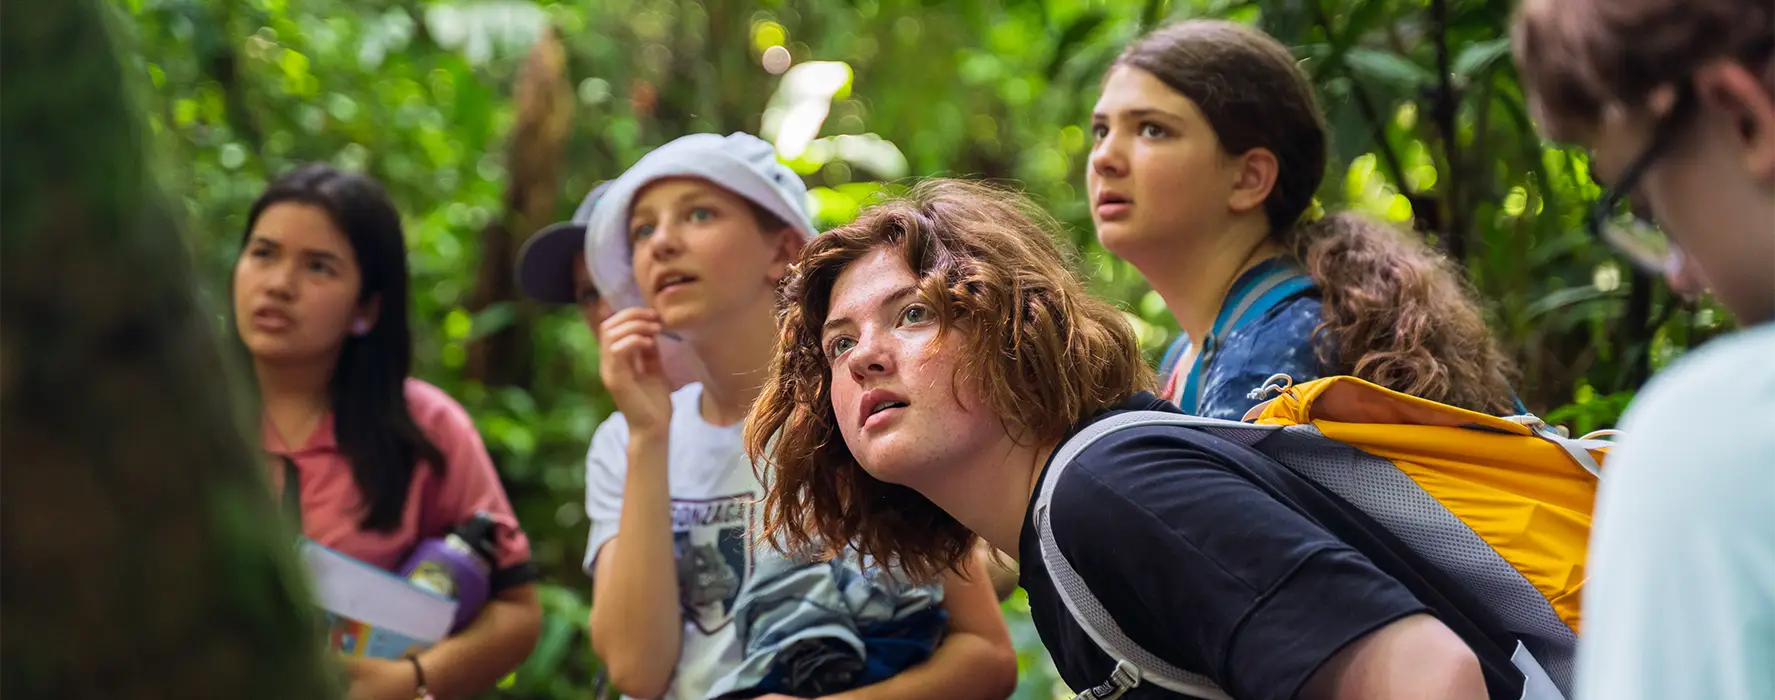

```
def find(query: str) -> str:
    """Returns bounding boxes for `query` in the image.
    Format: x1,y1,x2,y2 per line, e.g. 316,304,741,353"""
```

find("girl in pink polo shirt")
234,164,540,699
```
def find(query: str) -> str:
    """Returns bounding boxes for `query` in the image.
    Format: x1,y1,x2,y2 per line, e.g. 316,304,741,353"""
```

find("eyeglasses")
1586,83,1695,276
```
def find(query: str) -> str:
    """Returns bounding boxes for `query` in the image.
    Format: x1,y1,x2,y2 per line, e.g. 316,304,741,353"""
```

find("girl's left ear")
768,227,805,284
1227,147,1280,215
1695,58,1775,183
353,295,382,336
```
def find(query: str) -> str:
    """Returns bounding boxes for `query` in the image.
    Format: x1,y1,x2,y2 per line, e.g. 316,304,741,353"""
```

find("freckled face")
627,178,795,334
822,248,1004,487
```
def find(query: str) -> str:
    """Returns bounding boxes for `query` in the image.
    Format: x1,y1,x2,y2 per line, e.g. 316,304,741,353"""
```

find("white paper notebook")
299,539,458,643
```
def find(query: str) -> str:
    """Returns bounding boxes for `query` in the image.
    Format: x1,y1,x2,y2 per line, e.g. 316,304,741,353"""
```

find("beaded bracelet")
407,655,435,700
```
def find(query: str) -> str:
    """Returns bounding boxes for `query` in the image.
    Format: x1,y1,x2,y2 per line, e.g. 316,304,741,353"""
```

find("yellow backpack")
1035,374,1608,700
1248,375,1602,631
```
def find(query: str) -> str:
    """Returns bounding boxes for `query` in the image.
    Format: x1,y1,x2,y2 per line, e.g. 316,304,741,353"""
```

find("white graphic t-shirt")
583,383,762,700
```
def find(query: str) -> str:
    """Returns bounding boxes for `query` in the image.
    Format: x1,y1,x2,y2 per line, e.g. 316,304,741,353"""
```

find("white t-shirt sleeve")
1576,326,1775,700
583,411,632,578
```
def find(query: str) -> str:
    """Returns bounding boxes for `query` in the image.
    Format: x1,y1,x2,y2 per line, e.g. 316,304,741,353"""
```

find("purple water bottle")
400,512,499,634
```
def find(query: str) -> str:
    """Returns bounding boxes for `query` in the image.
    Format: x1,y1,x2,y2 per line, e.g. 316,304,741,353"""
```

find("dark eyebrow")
303,249,344,263
821,285,918,337
1091,107,1187,122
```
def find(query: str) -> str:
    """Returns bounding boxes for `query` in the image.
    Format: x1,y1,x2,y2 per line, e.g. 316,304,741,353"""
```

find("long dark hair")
1114,20,1518,414
240,163,444,532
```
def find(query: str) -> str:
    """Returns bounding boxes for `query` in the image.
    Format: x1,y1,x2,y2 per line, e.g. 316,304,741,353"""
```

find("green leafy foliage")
114,0,1736,696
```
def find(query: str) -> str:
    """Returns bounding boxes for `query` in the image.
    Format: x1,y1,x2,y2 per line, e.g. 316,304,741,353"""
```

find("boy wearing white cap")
517,181,700,389
579,133,1016,700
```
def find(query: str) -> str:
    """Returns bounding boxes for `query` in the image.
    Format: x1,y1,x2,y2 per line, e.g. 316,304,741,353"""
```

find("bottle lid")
450,511,503,565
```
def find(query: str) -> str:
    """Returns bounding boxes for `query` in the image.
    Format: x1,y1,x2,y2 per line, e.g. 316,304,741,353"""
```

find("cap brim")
515,222,587,305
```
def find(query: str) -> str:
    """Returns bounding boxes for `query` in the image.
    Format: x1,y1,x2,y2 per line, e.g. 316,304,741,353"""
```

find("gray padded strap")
1036,411,1272,700
1512,641,1568,700
1040,410,1577,700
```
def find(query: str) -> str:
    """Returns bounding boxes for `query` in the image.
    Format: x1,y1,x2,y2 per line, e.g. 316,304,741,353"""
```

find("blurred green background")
113,0,1732,696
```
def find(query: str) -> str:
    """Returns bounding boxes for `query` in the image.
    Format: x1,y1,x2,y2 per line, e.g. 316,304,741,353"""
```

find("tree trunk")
0,0,339,697
465,28,574,389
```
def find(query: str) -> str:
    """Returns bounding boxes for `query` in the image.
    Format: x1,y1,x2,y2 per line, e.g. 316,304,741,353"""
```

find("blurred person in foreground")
1513,1,1775,698
1,1,338,694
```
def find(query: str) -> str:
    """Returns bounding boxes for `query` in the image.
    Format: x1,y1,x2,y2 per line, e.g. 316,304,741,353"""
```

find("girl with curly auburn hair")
746,178,1493,700
746,178,1151,582
1513,1,1775,698
1088,20,1519,419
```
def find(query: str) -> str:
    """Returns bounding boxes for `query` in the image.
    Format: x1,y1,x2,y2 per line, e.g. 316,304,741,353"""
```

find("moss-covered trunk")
465,28,573,390
1,0,339,697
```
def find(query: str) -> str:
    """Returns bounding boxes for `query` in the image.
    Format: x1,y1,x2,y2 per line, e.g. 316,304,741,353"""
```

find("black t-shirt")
1017,393,1429,700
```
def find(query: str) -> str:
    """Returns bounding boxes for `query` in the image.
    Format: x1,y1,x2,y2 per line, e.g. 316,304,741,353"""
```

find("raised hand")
599,307,675,438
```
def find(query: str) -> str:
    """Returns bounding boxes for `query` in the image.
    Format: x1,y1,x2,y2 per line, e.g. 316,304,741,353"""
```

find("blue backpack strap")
1219,272,1315,338
1175,261,1315,412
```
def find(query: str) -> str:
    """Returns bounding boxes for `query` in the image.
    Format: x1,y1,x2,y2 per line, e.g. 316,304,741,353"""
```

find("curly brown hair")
1118,20,1518,413
742,179,1153,582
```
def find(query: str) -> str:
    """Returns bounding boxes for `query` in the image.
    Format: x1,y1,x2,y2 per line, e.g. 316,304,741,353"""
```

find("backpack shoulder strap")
1176,264,1315,412
1219,268,1314,337
1034,411,1238,700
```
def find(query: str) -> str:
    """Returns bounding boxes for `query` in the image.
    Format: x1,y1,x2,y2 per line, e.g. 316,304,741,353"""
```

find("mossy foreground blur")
2,0,337,697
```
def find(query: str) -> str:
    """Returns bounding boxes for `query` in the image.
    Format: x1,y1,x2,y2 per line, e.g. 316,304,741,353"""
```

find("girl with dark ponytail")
1088,19,1518,418
234,164,540,698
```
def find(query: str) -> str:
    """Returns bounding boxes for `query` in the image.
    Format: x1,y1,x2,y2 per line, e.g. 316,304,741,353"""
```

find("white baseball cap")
585,132,818,313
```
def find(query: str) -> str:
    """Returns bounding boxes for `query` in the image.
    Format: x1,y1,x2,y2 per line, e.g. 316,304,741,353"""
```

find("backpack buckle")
1073,659,1142,699
1246,373,1296,401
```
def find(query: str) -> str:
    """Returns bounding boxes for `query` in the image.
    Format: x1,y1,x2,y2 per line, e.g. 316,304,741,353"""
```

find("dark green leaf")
1313,0,1390,79
1139,0,1170,31
1452,37,1510,78
1524,285,1617,321
1045,10,1109,79
513,605,579,690
469,301,517,340
1344,47,1434,89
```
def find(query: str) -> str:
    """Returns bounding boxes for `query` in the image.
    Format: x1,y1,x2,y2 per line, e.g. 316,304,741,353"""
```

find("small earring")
351,318,371,336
